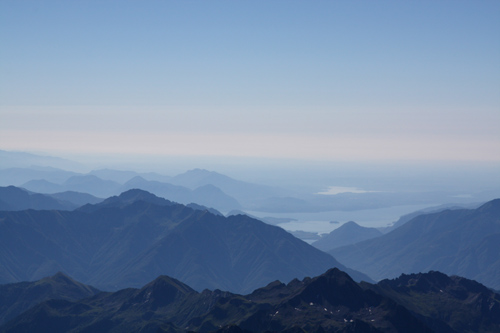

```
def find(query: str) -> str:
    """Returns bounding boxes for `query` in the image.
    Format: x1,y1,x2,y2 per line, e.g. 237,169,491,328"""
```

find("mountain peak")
50,271,73,283
289,267,369,309
124,175,147,184
312,221,382,252
144,275,196,294
177,169,221,179
106,189,174,207
77,189,173,212
187,168,205,172
131,275,197,308
172,169,231,187
340,221,361,229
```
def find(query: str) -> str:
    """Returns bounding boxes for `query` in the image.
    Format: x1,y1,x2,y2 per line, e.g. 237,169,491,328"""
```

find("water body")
248,204,436,235
316,186,379,195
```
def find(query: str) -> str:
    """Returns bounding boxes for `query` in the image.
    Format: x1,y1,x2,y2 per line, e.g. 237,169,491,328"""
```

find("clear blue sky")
1,1,499,162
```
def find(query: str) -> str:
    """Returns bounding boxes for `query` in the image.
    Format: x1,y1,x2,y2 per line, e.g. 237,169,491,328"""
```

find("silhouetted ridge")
15,269,500,332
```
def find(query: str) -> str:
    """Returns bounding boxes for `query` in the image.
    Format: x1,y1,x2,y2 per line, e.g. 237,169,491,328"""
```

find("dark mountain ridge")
1,268,436,333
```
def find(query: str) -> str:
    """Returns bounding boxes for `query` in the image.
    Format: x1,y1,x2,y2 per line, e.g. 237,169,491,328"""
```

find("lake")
247,204,436,235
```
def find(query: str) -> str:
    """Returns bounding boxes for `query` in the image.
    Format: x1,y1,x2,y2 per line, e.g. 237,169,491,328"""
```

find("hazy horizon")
1,1,499,164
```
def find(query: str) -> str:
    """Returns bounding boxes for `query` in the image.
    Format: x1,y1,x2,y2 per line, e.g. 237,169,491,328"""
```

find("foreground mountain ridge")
2,268,499,332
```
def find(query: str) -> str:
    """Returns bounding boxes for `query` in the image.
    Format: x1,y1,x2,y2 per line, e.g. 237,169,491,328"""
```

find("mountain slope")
0,190,368,293
330,199,500,290
312,221,383,252
0,272,99,325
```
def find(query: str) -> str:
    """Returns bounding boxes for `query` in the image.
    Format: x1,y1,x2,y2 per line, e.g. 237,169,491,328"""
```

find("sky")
1,1,499,163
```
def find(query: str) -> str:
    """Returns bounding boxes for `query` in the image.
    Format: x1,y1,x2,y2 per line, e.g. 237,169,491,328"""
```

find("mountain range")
2,268,499,332
330,199,500,290
0,189,370,294
5,163,493,214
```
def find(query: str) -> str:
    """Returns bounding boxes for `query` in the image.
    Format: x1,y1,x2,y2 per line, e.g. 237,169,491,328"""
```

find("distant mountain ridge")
0,186,77,211
14,171,243,212
0,189,369,294
330,198,500,290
